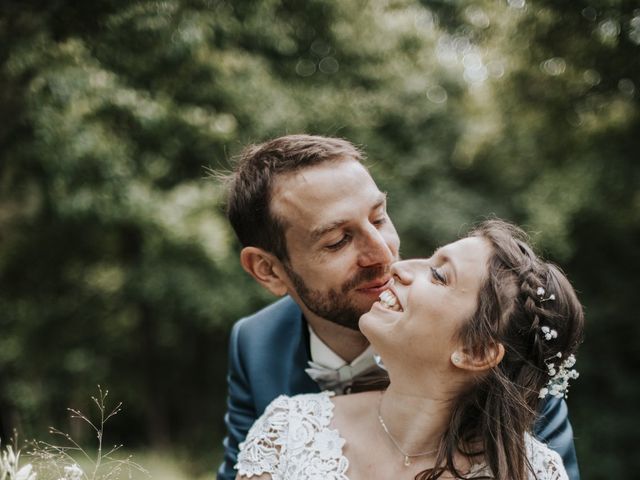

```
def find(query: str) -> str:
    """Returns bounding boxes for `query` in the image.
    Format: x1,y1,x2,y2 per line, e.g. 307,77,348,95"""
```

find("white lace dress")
235,391,568,480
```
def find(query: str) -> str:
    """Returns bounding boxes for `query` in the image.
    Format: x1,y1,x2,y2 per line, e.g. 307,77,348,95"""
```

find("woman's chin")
359,301,402,336
371,300,404,318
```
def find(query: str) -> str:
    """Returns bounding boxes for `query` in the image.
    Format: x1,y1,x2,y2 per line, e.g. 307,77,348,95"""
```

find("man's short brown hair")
225,134,364,260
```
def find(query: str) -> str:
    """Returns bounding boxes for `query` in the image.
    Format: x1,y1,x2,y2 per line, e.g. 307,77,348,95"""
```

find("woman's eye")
430,266,447,284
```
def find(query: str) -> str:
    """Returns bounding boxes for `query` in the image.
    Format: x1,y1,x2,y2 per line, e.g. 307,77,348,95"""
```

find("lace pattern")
454,435,569,479
236,392,567,480
525,435,569,480
236,391,349,480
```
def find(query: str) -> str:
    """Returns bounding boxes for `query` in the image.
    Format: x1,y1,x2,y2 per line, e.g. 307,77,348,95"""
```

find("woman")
235,220,584,480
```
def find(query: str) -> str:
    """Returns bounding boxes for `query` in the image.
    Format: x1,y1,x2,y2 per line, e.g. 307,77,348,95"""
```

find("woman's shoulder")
236,391,348,479
330,390,380,424
267,390,336,414
239,392,337,448
524,433,569,480
244,391,337,441
258,389,380,426
468,435,569,480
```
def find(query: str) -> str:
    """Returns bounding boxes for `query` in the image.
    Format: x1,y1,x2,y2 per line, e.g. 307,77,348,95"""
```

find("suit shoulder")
233,296,302,338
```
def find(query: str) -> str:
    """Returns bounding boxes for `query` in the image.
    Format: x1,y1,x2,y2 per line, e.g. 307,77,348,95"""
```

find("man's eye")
372,216,387,226
430,267,447,284
326,236,350,250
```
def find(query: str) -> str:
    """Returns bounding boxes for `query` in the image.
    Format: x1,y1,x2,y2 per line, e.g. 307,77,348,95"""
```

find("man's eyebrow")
309,192,388,242
309,220,348,242
373,192,387,210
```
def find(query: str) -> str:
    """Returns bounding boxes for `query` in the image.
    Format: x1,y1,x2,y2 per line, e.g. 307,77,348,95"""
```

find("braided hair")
417,220,584,480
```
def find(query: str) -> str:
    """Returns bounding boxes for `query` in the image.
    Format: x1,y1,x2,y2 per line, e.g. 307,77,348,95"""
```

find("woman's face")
359,236,492,371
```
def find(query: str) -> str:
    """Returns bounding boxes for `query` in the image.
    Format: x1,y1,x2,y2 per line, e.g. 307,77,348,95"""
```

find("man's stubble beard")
283,262,389,331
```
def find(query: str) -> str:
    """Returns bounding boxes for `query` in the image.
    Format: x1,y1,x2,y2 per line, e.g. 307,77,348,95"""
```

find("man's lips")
356,277,393,294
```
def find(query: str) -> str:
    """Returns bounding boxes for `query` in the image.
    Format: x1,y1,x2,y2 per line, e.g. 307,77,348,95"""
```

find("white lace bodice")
235,391,568,480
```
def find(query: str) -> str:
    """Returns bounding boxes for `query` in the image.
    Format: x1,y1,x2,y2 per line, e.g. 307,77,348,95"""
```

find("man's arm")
534,397,580,480
217,322,256,480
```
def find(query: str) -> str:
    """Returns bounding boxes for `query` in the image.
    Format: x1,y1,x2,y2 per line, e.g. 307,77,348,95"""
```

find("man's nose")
357,227,395,268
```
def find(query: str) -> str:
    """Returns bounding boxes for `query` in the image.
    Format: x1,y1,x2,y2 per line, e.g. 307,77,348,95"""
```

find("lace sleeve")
526,434,570,480
235,395,290,479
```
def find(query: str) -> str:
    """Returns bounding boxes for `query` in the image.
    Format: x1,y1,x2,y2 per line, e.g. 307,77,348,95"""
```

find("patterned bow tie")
305,355,387,394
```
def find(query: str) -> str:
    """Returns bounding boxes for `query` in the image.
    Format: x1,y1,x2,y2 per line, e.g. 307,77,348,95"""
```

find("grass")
3,386,225,480
104,450,219,480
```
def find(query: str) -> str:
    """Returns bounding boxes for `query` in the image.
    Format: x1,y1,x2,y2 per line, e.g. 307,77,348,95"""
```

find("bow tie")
305,354,387,394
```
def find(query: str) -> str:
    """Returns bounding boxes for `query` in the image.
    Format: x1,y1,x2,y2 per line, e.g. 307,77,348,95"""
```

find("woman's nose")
390,260,414,284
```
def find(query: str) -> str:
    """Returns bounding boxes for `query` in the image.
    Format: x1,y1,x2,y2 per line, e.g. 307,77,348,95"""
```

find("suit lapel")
289,311,321,394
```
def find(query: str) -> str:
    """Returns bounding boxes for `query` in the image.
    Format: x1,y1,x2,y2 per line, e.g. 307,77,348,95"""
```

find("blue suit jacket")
218,296,580,480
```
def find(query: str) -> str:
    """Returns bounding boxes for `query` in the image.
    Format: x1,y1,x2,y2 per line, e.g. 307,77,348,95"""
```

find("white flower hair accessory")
541,325,558,341
539,352,579,399
536,286,556,303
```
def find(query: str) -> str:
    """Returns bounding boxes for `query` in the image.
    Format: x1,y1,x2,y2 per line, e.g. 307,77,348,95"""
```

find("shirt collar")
308,325,375,369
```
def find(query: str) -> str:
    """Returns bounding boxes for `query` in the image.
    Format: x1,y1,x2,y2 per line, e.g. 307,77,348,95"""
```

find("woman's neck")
378,382,454,457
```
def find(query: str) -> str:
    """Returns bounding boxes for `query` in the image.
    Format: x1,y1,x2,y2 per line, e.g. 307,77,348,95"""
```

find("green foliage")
1,0,638,477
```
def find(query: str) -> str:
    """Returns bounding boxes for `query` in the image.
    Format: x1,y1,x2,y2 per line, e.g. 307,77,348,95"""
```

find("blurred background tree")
0,0,637,478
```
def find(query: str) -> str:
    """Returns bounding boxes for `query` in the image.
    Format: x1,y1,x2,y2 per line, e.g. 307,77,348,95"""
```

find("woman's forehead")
439,237,492,283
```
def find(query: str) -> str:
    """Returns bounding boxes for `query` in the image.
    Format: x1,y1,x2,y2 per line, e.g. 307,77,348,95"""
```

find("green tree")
0,0,637,476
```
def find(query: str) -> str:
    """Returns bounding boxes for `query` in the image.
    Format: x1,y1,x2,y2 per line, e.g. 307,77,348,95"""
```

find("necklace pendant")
404,455,411,467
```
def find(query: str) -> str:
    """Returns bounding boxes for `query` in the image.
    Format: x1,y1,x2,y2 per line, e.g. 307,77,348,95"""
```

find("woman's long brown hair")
416,220,584,480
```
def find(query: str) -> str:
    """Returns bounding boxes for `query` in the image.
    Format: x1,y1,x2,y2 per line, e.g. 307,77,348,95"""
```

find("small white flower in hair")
540,352,580,399
537,286,556,302
541,325,558,341
565,354,576,368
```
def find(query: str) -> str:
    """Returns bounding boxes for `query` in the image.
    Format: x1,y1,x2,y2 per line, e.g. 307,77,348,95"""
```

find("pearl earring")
452,352,462,365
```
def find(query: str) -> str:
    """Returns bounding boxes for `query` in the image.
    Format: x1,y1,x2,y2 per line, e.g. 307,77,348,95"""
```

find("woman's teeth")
379,290,402,311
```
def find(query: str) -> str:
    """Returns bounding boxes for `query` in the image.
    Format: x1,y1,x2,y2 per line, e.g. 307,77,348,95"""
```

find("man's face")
271,158,400,330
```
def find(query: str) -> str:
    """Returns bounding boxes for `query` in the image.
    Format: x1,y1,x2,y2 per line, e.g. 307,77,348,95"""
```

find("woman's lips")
378,287,403,311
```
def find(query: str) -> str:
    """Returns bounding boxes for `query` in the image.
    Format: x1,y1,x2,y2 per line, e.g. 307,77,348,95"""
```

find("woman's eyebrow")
433,249,458,284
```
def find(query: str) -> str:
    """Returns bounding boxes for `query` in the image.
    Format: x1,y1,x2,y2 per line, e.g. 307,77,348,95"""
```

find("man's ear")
450,343,505,372
240,246,289,297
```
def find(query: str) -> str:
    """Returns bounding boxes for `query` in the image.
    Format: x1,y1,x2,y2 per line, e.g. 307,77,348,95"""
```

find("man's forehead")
272,160,375,204
277,157,367,185
270,160,383,232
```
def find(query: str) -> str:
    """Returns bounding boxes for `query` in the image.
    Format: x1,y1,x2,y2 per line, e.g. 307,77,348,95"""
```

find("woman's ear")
240,246,289,297
451,343,505,372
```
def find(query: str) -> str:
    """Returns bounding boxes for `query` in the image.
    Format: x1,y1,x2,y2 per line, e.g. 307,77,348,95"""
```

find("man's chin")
293,288,374,332
332,305,377,332
323,314,363,332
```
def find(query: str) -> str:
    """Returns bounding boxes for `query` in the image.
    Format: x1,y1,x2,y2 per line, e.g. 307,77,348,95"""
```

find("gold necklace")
377,394,439,467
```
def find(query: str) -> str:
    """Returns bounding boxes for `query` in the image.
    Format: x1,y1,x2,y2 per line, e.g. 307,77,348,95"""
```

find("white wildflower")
62,464,83,480
15,464,36,480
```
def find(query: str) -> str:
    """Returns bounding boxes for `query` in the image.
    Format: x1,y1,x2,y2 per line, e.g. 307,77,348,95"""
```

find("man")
217,134,579,479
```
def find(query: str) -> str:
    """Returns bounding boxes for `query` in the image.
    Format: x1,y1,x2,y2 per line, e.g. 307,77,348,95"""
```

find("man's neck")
305,313,370,363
